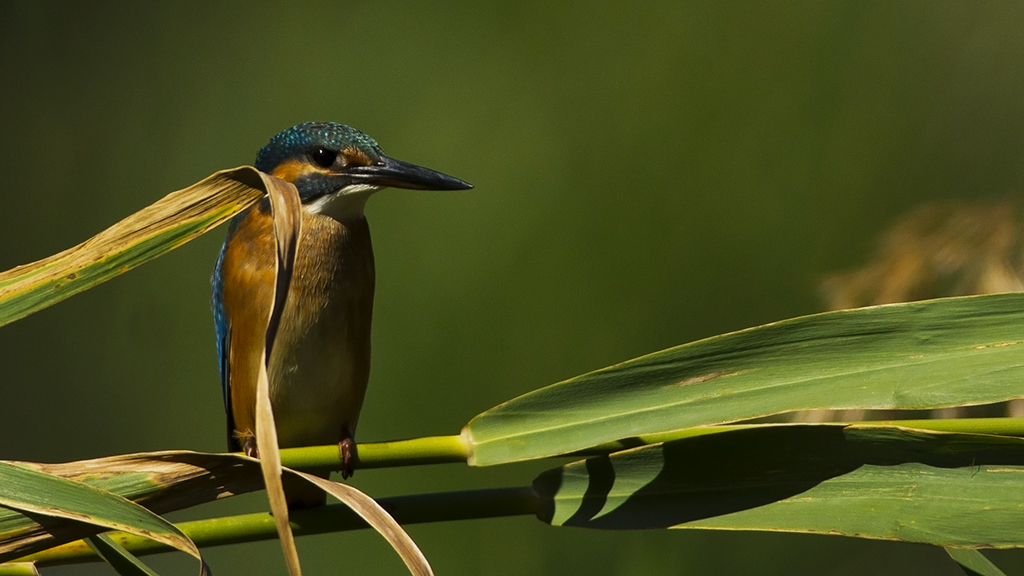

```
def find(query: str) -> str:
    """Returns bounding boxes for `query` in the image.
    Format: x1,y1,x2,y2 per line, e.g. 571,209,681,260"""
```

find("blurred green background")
3,1,1024,574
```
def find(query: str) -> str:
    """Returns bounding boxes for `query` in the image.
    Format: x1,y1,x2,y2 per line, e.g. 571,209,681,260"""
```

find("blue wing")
212,226,237,450
212,238,230,408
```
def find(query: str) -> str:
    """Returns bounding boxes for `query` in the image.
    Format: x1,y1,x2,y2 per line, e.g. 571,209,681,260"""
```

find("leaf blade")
533,425,1024,548
0,462,207,574
0,451,264,563
0,564,39,576
294,473,433,576
87,534,162,576
0,166,267,327
467,293,1024,465
253,172,304,576
945,548,1007,576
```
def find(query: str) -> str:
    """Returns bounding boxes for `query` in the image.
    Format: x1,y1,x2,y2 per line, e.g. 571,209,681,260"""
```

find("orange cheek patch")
269,158,335,182
269,158,309,182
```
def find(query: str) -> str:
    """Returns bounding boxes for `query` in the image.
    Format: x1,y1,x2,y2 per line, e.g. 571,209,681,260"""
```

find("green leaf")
532,425,1024,548
0,461,208,574
465,293,1024,465
945,548,1007,576
0,166,268,327
87,534,161,576
1,450,433,575
0,451,263,563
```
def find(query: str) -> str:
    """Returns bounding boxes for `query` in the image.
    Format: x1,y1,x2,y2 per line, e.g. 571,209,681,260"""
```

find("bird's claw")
339,437,356,479
243,436,259,459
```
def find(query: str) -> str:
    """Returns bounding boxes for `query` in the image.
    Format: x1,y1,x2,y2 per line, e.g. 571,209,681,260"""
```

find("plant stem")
281,434,470,472
283,418,1024,472
576,417,1024,454
19,486,538,567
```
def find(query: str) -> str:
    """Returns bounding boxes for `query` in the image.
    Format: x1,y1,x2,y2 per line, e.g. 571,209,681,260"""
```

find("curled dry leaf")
294,472,433,576
253,173,303,576
0,167,268,327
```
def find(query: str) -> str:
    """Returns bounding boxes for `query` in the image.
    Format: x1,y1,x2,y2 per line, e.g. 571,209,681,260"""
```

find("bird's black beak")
347,154,473,191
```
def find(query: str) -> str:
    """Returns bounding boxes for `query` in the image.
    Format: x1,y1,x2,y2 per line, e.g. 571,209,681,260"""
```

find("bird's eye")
309,147,337,168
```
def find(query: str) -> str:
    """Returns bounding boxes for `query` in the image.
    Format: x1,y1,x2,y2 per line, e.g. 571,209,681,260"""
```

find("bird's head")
255,122,472,220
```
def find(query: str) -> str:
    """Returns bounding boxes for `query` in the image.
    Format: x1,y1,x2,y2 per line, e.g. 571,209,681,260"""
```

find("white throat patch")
305,184,382,221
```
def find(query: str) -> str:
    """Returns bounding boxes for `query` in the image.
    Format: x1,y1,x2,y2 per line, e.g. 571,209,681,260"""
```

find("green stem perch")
283,419,1024,472
281,434,470,472
577,417,1024,455
18,487,538,567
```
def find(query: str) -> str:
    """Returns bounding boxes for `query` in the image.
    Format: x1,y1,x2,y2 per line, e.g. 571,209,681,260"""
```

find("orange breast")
220,201,376,448
219,201,277,441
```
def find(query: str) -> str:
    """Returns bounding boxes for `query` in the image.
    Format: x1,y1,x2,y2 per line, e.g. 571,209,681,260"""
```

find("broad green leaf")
87,534,162,576
533,425,1024,548
465,293,1024,465
0,166,269,327
946,548,1007,576
0,462,208,574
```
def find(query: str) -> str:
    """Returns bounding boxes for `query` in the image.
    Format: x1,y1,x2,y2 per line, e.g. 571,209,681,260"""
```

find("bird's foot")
243,436,259,459
339,437,356,479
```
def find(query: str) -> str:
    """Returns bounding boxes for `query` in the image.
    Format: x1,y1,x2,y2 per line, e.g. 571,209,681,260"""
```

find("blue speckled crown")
254,122,380,172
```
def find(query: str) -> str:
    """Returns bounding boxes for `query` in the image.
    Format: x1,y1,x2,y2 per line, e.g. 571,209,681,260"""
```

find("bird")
212,122,472,506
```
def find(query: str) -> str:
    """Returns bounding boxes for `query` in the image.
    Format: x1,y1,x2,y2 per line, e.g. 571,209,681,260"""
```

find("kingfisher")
212,122,471,505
